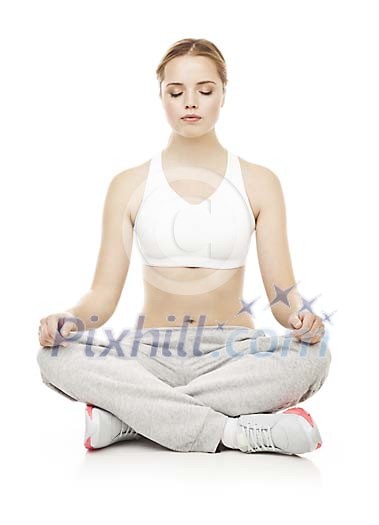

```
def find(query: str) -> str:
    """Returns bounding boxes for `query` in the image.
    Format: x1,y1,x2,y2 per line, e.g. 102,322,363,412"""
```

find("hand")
38,311,78,348
288,311,325,345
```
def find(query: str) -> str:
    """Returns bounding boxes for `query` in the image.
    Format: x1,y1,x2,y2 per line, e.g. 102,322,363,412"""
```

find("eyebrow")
166,81,216,87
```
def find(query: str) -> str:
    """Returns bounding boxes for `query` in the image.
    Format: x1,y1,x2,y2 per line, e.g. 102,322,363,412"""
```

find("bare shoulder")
111,159,150,188
239,156,282,218
108,159,151,224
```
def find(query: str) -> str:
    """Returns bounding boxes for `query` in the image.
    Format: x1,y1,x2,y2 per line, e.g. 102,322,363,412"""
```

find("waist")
134,312,255,330
124,325,266,357
135,264,255,329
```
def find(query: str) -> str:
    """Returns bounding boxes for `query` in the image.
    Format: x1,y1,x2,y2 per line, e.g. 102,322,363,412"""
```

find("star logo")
236,297,260,317
264,281,301,309
320,309,337,325
298,293,322,314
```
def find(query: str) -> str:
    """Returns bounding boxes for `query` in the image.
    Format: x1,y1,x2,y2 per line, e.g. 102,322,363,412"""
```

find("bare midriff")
132,264,255,329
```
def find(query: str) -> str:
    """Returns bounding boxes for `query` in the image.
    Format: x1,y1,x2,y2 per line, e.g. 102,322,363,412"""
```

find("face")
160,55,225,136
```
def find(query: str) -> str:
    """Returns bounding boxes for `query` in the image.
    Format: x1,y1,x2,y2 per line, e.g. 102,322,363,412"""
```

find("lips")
181,115,202,122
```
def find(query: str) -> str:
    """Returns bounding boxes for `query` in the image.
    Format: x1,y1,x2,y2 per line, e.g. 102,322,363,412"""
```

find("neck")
164,129,225,162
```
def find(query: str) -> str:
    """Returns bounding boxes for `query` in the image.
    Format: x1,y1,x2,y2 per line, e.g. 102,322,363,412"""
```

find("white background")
1,0,377,523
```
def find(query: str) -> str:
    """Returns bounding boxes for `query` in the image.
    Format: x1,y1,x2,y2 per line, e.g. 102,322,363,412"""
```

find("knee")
36,345,48,370
36,345,80,401
301,338,332,393
36,346,50,380
313,338,331,376
279,337,331,406
36,345,65,381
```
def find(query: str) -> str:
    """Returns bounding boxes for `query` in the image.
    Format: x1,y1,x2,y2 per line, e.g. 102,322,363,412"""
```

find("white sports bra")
133,150,256,269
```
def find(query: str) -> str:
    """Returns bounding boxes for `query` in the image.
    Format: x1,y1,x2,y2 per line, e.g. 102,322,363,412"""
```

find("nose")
184,92,198,109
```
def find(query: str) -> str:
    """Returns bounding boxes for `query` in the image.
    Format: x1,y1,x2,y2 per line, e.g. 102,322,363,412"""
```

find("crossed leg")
36,336,228,453
174,335,332,417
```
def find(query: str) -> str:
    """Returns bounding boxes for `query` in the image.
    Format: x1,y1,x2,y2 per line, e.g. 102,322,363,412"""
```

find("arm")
254,168,302,329
65,170,135,331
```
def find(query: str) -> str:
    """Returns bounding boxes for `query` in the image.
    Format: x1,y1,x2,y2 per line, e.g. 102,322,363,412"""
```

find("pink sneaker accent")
283,407,323,450
84,436,95,450
84,404,95,450
283,407,315,427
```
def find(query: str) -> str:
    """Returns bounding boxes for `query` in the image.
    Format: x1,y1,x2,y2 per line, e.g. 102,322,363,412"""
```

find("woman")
36,38,332,455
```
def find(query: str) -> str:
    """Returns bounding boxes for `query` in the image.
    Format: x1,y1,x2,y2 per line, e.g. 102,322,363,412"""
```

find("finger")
42,320,58,347
47,317,64,346
40,330,66,348
299,311,314,330
41,323,55,347
60,322,75,346
310,318,325,339
291,312,313,336
60,321,74,337
59,322,75,346
292,317,318,342
40,323,50,346
43,324,55,346
306,318,323,339
59,323,70,346
46,317,57,343
38,323,44,346
309,337,322,345
316,321,325,338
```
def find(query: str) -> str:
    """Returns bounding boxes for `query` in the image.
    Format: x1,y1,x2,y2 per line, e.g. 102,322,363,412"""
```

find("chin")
179,126,214,139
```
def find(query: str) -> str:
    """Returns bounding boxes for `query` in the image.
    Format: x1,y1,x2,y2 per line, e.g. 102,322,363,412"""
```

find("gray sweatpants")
36,325,332,453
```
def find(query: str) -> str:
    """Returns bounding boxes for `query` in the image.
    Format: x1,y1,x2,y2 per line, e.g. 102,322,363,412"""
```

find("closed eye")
170,91,212,98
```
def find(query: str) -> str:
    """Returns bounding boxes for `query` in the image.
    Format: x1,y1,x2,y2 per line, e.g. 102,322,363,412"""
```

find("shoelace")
240,423,276,452
114,421,137,440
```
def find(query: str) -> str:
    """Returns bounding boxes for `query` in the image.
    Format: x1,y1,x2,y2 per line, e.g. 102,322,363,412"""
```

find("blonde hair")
156,38,228,95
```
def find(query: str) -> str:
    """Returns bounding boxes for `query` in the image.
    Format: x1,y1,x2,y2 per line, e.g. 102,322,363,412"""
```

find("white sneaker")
236,407,322,455
84,404,142,450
